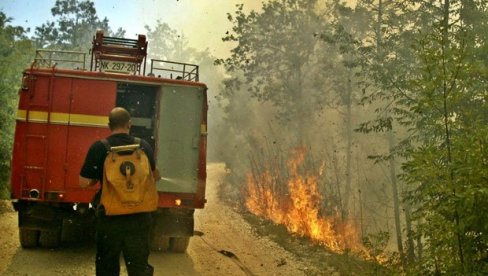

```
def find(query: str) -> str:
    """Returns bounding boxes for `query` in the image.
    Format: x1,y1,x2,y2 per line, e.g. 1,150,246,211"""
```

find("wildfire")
245,147,363,254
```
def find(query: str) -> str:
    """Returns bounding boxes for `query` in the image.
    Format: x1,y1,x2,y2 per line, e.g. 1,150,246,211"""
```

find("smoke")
209,1,398,250
133,0,263,57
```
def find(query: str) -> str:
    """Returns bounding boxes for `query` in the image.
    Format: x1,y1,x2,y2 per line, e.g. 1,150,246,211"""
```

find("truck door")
64,79,115,192
156,84,205,193
15,74,51,200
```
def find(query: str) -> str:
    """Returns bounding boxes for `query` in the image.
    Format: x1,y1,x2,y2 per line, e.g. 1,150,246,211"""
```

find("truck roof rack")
32,49,87,70
149,59,199,82
90,30,147,75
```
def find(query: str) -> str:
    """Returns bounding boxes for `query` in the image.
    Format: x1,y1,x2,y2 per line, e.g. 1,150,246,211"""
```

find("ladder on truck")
90,30,148,75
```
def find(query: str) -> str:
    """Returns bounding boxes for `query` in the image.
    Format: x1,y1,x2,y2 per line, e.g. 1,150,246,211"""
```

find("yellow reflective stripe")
50,112,70,124
25,110,49,122
16,109,108,127
16,109,27,121
69,113,108,126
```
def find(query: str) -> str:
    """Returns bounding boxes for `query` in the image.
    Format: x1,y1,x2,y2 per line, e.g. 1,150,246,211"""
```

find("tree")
33,0,125,51
144,21,186,62
216,1,340,215
320,0,372,221
339,0,415,267
323,0,488,272
217,0,326,134
379,0,488,273
0,12,34,198
215,1,400,259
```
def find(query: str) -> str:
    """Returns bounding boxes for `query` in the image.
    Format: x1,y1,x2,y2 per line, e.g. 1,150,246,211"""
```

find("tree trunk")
343,72,353,219
375,0,406,267
441,0,464,270
404,201,416,263
388,130,406,267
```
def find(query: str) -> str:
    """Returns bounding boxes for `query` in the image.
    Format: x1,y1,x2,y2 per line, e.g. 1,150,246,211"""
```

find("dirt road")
0,163,309,276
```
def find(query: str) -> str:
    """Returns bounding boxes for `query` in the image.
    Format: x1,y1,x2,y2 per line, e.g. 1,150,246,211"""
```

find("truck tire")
151,235,170,252
39,230,61,248
169,237,190,253
19,228,39,248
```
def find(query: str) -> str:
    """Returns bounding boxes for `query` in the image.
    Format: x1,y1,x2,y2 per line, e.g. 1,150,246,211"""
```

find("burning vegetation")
245,146,364,255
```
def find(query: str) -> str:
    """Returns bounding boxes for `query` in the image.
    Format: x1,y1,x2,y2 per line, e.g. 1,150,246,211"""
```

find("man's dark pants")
95,212,154,276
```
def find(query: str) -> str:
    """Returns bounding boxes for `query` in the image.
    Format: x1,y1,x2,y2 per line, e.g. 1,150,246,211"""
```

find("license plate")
100,60,138,74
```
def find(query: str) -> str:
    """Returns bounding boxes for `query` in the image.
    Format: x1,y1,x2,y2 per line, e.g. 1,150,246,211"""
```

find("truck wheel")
39,230,61,248
19,228,39,248
151,235,170,252
169,237,190,253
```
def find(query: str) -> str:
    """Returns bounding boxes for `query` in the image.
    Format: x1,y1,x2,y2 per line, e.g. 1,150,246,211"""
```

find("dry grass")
241,210,392,276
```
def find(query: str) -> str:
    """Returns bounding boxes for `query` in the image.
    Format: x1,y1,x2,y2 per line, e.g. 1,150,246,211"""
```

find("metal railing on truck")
148,59,199,82
33,49,87,70
30,50,199,82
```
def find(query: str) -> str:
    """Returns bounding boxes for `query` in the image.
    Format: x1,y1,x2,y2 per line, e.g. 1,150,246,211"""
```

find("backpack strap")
134,137,141,146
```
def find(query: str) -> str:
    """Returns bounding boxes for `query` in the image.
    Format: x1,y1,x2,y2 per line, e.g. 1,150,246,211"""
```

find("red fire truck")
10,31,207,252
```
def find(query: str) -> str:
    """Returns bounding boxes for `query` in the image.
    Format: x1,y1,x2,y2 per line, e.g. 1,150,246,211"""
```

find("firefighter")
79,107,157,276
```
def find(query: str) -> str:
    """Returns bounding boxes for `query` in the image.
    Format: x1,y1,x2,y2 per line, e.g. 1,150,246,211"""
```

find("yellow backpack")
100,138,158,215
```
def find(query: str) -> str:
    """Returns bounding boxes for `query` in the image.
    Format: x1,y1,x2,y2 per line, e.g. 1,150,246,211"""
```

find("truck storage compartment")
115,83,158,150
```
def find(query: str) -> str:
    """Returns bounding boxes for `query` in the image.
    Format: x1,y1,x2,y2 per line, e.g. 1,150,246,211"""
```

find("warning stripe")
16,109,108,127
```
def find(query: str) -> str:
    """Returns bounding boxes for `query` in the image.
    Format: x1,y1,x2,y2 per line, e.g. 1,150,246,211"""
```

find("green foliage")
216,0,327,127
395,1,488,274
328,0,488,272
33,0,125,51
0,12,34,198
314,0,488,273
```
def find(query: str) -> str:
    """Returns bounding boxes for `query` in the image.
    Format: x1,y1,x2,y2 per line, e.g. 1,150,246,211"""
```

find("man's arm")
79,176,97,188
79,141,104,188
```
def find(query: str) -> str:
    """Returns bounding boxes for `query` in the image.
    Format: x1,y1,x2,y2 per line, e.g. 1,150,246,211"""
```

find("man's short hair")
108,107,131,130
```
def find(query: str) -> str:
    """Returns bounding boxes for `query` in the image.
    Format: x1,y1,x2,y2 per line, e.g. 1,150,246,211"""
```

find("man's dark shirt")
80,133,156,184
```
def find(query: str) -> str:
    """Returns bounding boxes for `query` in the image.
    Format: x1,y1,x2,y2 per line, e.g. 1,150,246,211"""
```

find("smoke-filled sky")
0,0,263,56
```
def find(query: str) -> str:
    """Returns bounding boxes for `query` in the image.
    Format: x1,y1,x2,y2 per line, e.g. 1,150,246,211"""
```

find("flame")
245,146,363,254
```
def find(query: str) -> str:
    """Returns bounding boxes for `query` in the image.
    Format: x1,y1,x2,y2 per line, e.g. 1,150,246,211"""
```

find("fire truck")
10,31,207,252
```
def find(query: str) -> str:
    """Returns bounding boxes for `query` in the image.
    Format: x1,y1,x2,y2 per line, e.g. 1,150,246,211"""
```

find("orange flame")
245,146,363,254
